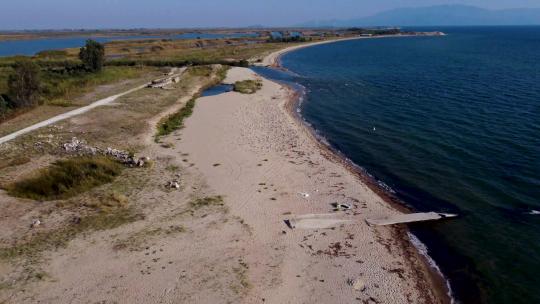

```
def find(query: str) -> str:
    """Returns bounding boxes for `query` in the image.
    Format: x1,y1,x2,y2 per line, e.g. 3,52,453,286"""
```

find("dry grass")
189,196,225,210
112,224,185,251
104,38,298,64
6,156,123,201
0,156,30,170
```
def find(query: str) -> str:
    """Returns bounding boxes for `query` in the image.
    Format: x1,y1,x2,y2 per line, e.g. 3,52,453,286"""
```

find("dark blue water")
0,32,258,57
271,27,539,304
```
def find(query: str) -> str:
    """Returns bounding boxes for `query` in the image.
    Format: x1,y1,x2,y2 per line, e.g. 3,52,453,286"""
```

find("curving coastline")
257,33,444,67
260,37,454,303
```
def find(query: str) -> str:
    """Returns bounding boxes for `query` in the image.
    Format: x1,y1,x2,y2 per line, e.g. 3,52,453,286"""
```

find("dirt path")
0,68,186,146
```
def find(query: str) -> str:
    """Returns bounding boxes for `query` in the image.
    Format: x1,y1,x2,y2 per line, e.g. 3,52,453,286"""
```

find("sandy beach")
257,37,370,67
0,45,448,303
150,65,448,302
257,34,437,67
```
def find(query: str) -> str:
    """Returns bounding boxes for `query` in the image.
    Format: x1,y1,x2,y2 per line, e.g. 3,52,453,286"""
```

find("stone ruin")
62,137,150,167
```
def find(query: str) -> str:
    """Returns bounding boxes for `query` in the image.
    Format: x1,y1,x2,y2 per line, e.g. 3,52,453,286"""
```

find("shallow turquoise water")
272,27,539,303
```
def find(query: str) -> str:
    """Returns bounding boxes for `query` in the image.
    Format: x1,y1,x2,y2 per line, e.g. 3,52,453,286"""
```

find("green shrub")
79,39,105,72
156,97,196,138
7,156,123,201
0,94,8,119
7,60,41,107
233,80,262,94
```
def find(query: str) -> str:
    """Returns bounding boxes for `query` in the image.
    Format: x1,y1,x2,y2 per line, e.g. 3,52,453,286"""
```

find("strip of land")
0,32,448,304
258,32,444,67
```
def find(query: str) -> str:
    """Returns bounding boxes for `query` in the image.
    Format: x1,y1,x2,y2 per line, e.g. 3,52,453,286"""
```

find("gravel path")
0,68,185,145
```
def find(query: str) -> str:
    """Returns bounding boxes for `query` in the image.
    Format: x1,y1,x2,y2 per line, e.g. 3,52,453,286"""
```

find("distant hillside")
300,5,540,27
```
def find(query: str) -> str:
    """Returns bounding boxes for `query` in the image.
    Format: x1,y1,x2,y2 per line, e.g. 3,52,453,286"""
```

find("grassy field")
0,35,310,123
105,38,296,65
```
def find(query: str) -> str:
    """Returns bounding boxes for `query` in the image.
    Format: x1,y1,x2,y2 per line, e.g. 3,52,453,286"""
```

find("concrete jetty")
366,212,457,226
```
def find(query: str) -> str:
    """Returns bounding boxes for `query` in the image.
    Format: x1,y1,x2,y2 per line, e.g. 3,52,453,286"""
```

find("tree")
0,95,8,119
7,60,41,107
79,39,105,72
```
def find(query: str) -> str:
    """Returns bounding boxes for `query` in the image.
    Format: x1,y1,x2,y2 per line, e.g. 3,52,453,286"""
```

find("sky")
2,0,540,30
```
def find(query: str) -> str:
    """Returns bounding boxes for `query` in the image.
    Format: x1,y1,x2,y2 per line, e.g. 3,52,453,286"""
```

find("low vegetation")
0,156,30,170
233,79,262,94
267,35,310,43
0,206,139,261
113,225,185,251
231,261,251,294
7,156,123,201
156,97,196,139
189,196,225,210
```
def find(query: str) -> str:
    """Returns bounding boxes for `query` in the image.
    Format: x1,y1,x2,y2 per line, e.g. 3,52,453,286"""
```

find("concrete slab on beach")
366,212,457,226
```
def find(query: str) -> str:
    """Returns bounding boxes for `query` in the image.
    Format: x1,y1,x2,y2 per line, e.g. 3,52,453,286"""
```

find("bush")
233,80,262,94
150,45,164,52
0,94,8,118
237,59,249,67
7,60,41,108
156,97,196,138
7,156,123,201
79,39,105,72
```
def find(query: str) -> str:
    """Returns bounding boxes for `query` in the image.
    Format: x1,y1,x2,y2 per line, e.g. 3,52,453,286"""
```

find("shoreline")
262,36,453,303
257,33,444,67
173,67,449,303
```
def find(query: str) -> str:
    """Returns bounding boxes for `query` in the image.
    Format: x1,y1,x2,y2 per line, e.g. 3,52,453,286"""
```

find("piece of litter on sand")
528,210,540,215
348,278,366,292
298,192,310,199
30,219,41,228
166,180,180,189
331,202,352,211
285,213,353,229
366,212,457,226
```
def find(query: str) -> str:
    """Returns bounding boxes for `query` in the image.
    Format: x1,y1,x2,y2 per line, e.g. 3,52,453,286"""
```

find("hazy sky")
2,0,540,29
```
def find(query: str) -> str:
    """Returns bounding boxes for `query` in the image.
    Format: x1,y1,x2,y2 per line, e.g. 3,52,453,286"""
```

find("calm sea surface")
259,27,540,303
0,32,257,56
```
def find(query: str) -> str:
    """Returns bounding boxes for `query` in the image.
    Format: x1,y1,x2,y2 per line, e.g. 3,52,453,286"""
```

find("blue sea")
255,26,540,304
0,32,258,57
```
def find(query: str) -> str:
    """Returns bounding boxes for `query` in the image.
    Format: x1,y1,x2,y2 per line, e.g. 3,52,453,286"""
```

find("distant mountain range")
299,5,540,27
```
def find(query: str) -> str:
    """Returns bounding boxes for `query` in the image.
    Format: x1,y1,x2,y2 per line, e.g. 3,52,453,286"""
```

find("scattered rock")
30,219,41,228
166,180,180,189
298,192,310,199
62,137,150,167
331,202,352,211
347,278,366,292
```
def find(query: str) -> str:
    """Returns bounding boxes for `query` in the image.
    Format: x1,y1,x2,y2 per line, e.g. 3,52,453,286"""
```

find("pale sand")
257,37,370,67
